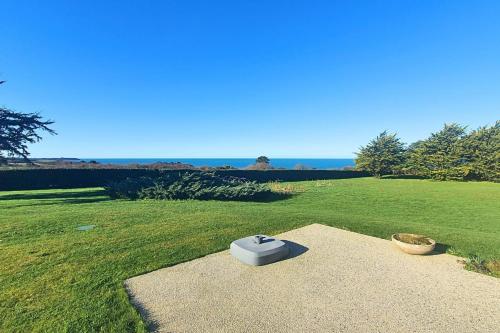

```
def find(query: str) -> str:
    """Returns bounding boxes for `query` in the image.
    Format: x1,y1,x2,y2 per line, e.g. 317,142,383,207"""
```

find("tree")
356,121,499,182
405,123,466,180
355,131,406,177
246,156,272,170
458,121,500,181
0,80,55,164
256,156,270,164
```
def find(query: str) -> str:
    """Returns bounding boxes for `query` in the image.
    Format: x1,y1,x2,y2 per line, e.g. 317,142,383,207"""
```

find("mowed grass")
0,178,499,332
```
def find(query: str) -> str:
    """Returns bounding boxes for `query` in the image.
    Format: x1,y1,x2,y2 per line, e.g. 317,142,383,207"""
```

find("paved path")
126,224,500,332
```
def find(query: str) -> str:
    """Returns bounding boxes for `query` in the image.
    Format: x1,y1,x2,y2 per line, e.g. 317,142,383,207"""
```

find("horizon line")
32,156,357,160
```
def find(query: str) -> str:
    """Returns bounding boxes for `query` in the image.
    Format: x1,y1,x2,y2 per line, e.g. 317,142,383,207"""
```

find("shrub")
106,176,155,199
105,171,275,201
246,162,272,170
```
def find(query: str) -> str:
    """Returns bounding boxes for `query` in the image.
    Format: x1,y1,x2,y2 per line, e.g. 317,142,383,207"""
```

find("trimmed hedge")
0,169,369,191
213,169,369,182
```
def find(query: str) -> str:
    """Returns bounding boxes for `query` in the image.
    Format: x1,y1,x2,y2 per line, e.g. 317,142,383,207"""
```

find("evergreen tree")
0,81,55,164
256,156,270,164
405,123,466,180
355,131,406,177
0,108,56,164
459,121,500,181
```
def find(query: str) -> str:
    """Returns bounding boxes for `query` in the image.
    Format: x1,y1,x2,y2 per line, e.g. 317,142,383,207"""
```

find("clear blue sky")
1,0,499,158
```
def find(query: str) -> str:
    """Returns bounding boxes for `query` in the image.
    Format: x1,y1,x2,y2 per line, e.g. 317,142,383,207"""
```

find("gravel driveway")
126,224,500,332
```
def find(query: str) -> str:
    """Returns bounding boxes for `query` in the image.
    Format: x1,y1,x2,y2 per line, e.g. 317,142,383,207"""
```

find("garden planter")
391,233,436,255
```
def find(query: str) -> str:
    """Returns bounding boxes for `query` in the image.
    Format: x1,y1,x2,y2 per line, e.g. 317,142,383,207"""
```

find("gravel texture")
125,224,500,332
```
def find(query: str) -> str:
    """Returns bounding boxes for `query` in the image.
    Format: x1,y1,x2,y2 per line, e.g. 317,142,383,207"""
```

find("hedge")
213,169,369,182
0,169,370,191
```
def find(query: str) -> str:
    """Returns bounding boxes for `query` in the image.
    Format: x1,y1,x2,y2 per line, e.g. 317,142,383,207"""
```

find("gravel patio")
126,224,500,332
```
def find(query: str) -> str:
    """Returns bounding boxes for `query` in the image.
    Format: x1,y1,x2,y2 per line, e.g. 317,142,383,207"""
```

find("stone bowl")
391,233,436,255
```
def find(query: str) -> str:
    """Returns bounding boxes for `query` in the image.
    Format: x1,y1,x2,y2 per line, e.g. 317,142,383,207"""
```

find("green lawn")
1,178,499,332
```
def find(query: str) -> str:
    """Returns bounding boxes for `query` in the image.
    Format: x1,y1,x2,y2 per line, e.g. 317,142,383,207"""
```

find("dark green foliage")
0,169,163,190
0,81,55,163
256,156,270,164
355,131,406,177
106,177,155,200
0,107,56,164
458,121,500,182
106,172,275,201
405,123,467,180
218,169,369,182
357,121,499,181
0,169,369,191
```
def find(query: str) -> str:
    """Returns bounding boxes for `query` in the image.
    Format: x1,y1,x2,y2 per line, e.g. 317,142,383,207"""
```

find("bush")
245,162,272,170
105,176,155,199
105,171,275,201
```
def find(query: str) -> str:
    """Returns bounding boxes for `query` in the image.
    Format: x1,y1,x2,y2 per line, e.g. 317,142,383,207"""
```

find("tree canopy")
458,121,499,181
355,122,499,182
256,156,270,164
405,123,467,180
355,131,406,177
0,108,56,164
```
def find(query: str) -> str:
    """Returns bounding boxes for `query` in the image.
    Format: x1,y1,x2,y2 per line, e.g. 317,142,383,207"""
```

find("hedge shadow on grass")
0,189,111,209
380,175,427,180
250,192,294,203
2,197,112,209
0,189,108,201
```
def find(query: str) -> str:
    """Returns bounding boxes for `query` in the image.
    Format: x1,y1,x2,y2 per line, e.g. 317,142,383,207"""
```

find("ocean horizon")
83,158,356,169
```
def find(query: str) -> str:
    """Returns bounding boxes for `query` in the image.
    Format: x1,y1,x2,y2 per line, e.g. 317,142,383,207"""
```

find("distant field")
1,178,499,332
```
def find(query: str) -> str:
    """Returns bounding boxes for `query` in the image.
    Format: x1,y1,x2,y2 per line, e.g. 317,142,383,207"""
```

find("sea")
86,158,355,170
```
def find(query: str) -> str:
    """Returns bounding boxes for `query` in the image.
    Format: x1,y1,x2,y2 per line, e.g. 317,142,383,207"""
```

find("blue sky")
1,0,499,158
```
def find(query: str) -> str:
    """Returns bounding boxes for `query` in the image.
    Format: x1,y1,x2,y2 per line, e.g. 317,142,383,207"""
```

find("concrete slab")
125,224,500,332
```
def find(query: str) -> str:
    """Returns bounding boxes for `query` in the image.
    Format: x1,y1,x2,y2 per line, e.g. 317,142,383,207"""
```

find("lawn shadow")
381,175,426,180
226,192,295,203
0,189,111,208
259,192,295,203
0,189,107,201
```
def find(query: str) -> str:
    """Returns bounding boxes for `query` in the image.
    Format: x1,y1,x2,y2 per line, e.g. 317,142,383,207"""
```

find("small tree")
256,156,270,164
355,131,406,177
